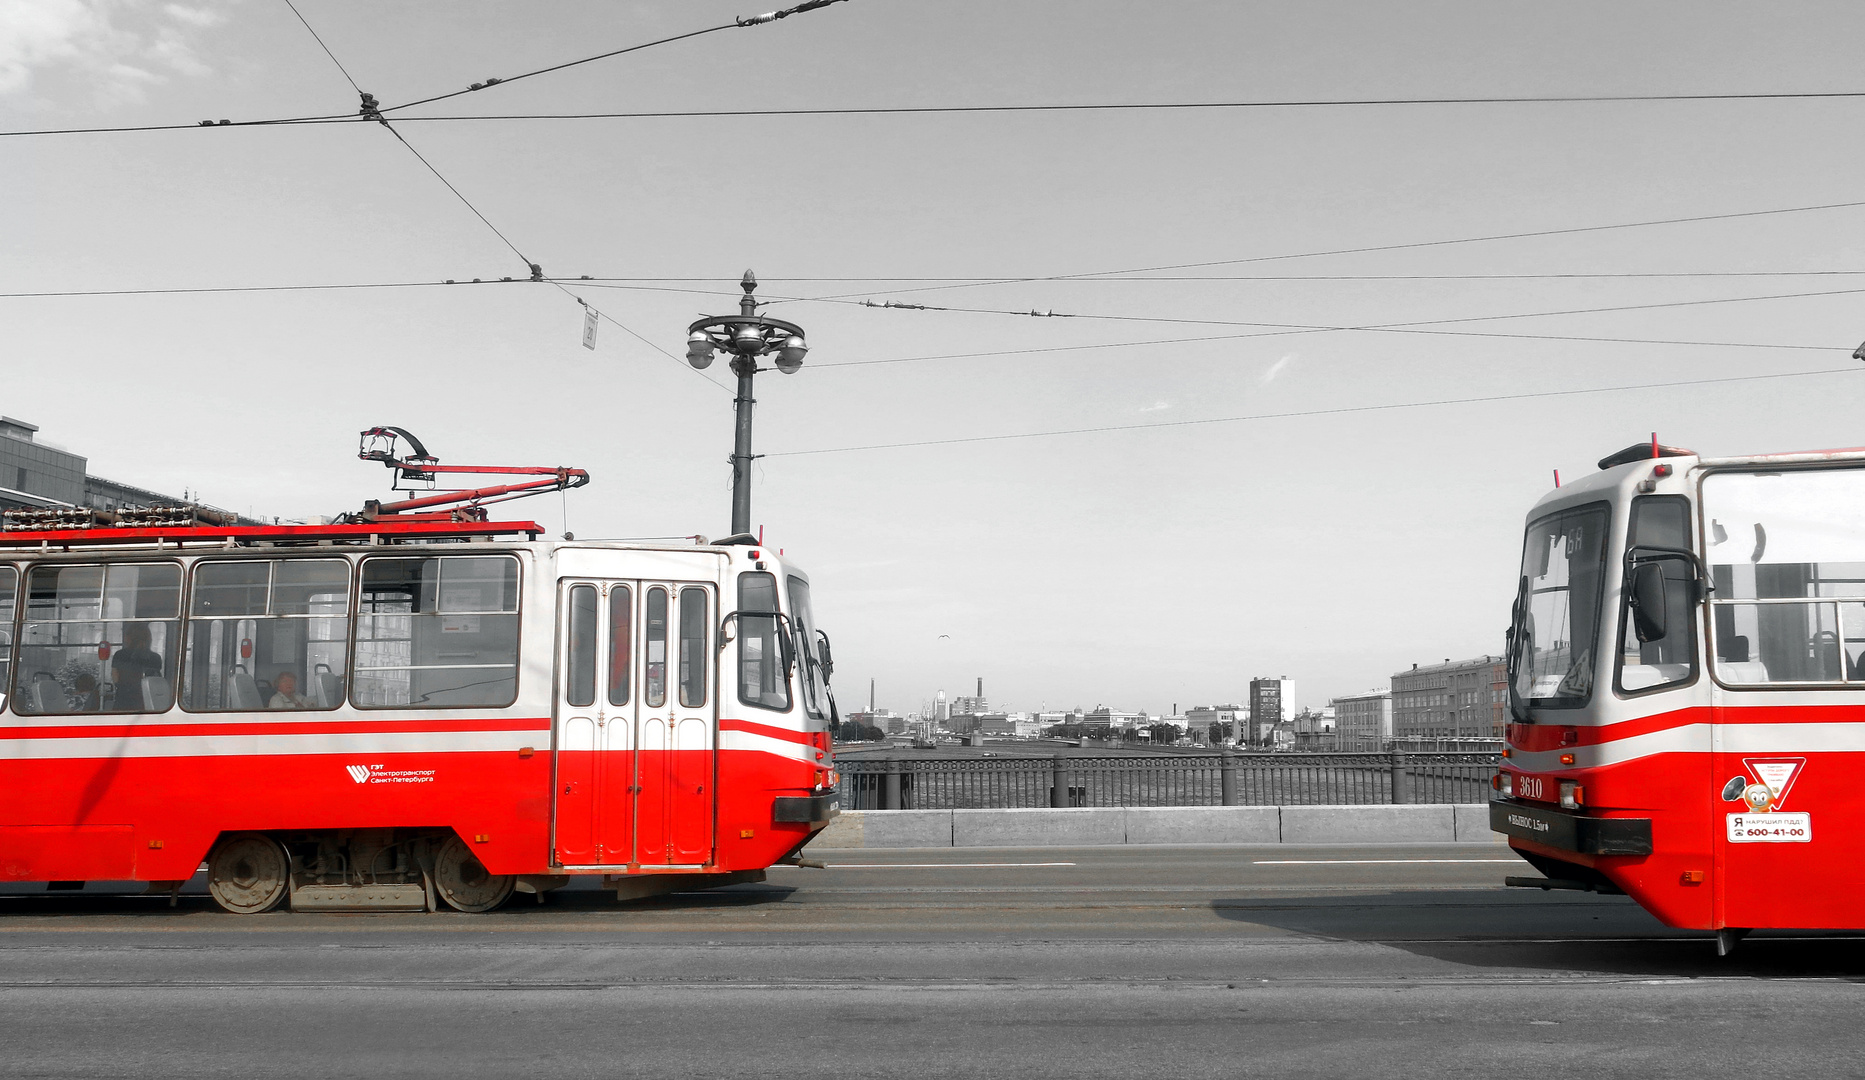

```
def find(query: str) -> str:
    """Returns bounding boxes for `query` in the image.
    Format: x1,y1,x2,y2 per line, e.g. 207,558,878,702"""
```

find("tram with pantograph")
1492,439,1865,951
0,429,840,913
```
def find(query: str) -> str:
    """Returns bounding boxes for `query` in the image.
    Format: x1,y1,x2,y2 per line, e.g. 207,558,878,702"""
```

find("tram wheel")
433,835,514,913
206,833,290,914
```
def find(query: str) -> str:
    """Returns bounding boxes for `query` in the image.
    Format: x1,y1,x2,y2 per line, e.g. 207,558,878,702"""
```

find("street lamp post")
685,270,808,537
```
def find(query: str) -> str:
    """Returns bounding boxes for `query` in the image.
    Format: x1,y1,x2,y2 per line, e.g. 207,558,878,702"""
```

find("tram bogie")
1494,441,1865,936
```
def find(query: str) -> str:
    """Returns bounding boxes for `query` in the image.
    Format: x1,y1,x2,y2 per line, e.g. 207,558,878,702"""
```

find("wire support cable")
769,367,1862,457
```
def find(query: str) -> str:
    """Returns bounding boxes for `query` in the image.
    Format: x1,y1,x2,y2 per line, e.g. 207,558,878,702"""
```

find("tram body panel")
1497,447,1865,931
0,533,837,897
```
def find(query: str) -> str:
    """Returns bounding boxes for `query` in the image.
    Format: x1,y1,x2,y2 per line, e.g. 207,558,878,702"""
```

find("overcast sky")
7,1,1865,716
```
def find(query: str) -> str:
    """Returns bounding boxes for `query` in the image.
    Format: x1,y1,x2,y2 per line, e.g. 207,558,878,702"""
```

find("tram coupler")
1504,874,1624,895
778,856,828,869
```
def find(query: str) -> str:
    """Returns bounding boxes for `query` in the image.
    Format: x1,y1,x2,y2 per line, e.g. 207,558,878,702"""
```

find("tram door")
635,583,717,866
552,580,637,866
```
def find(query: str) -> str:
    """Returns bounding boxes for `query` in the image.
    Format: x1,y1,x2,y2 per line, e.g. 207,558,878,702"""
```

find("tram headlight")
1559,780,1585,809
686,332,716,369
1492,772,1513,798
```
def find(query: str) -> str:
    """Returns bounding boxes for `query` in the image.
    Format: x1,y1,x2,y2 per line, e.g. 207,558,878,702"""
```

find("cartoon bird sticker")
1719,759,1805,813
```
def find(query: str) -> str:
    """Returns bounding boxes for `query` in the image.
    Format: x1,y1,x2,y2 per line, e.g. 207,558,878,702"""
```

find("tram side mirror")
1629,561,1669,643
816,630,834,682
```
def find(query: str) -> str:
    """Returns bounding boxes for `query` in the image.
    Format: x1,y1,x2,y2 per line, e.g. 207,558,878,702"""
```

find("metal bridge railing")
836,751,1498,810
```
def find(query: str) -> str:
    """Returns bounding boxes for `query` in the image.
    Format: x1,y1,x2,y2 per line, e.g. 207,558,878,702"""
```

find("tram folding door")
552,579,716,869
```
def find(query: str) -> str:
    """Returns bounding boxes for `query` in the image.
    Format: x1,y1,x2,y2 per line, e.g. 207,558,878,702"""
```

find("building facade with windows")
1247,677,1294,747
1390,655,1507,739
1330,689,1393,749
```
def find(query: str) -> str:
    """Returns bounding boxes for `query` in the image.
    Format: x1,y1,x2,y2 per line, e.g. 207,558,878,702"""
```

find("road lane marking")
1252,859,1521,865
771,862,1078,869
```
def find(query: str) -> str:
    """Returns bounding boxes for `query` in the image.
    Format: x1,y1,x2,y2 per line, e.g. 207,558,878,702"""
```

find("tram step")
289,883,427,912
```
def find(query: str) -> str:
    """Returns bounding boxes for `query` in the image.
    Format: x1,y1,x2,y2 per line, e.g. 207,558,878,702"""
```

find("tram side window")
1617,496,1698,693
737,571,789,712
183,558,351,711
17,563,179,715
354,555,519,708
678,586,707,708
0,568,13,710
1705,468,1865,685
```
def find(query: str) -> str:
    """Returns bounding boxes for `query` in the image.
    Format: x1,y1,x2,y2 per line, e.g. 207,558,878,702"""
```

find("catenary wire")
281,0,364,95
4,86,1863,139
810,330,1845,370
792,199,1865,303
278,8,727,393
794,283,1865,332
11,267,1865,302
767,367,1862,457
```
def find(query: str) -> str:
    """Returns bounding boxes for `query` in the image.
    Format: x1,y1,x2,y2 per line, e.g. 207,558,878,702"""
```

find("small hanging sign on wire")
580,302,598,350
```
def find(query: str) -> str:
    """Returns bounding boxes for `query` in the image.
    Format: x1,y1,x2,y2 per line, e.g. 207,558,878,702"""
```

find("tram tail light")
1559,753,1575,765
1559,780,1585,809
1492,772,1513,797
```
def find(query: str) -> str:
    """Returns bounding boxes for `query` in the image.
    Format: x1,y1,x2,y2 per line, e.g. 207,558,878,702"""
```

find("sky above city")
7,1,1865,715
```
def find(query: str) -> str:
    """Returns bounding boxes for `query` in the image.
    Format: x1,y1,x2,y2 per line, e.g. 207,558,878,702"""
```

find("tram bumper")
1489,798,1652,856
773,790,841,825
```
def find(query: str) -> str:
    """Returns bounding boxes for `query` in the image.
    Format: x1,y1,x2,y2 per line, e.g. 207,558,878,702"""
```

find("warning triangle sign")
1743,757,1806,810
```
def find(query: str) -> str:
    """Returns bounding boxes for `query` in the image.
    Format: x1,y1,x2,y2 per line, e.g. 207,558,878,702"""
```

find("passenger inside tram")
268,671,311,709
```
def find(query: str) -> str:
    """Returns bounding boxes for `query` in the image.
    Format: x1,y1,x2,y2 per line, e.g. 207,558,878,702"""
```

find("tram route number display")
1726,812,1812,843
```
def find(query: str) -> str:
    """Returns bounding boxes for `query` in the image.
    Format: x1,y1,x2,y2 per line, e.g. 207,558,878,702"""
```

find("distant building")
1085,705,1145,729
1293,707,1335,747
1185,704,1247,744
846,709,905,734
1391,656,1507,740
949,677,988,719
1247,677,1294,747
1330,689,1393,749
0,415,257,521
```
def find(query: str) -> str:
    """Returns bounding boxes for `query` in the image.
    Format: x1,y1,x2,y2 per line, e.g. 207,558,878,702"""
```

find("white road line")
770,862,1078,869
1253,859,1521,865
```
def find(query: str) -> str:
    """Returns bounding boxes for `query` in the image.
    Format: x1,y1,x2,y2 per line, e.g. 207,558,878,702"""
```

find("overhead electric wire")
811,329,1844,370
768,368,1863,457
0,2,856,138
282,0,364,95
5,86,1863,139
804,283,1865,333
576,270,1865,283
376,23,738,115
794,199,1865,303
372,88,1865,125
277,2,727,393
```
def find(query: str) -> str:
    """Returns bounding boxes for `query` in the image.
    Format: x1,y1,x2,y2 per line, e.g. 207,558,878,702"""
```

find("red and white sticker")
1727,812,1811,843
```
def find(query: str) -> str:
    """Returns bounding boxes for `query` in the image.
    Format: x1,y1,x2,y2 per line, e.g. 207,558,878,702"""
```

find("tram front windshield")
1511,504,1610,711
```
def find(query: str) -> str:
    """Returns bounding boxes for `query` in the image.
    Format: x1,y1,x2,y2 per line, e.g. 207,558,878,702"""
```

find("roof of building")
1393,654,1505,678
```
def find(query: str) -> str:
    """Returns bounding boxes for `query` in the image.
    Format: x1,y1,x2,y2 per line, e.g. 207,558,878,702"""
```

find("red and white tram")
0,437,840,913
1493,440,1865,948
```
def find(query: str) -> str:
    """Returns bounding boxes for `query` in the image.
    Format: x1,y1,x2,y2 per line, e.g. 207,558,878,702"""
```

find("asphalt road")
3,844,1863,1078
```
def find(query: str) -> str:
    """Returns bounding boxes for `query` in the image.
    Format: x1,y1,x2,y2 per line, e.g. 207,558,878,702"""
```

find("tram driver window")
182,558,350,712
16,563,179,715
1617,496,1698,693
354,555,520,709
736,571,789,712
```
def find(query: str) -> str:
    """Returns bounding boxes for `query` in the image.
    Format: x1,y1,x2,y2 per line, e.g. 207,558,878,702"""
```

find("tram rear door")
552,579,716,868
